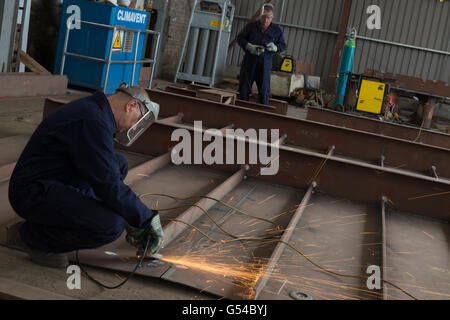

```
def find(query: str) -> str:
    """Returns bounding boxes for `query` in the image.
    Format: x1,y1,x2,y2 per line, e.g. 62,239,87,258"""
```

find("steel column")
253,182,316,299
163,167,247,246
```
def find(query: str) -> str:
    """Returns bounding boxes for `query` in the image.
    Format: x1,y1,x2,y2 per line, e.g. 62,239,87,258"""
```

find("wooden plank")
19,50,51,74
197,89,236,105
0,73,67,98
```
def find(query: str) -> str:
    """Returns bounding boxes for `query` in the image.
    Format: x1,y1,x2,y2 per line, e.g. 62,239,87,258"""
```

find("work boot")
12,226,69,269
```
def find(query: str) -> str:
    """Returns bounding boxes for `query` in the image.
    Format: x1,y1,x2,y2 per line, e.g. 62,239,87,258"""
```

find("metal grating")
123,31,134,53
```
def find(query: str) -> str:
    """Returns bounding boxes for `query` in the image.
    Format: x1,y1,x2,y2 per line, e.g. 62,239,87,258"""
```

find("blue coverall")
237,20,286,105
8,91,156,253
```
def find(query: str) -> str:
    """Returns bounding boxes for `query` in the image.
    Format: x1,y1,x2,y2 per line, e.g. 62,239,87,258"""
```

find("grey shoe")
13,229,69,269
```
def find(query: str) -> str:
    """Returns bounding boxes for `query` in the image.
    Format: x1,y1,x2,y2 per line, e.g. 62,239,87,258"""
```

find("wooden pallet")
196,88,236,105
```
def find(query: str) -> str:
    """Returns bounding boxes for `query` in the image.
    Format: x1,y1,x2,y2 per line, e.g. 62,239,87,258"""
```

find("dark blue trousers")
238,56,272,105
8,154,129,254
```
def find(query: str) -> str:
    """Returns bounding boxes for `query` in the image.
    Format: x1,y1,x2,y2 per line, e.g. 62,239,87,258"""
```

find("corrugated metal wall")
227,0,450,85
349,0,450,83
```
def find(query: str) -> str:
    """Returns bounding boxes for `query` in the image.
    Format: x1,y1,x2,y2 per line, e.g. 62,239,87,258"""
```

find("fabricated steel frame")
73,119,449,299
44,93,450,180
41,97,450,221
307,106,450,150
60,20,161,92
26,100,449,299
150,91,450,178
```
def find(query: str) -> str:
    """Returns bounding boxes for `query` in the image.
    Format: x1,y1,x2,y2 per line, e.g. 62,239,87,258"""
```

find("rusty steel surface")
255,193,449,300
364,70,450,100
163,168,246,246
187,84,289,115
253,182,316,299
123,153,170,185
120,121,450,221
146,91,450,178
0,73,68,98
307,107,450,150
166,85,288,115
381,198,388,300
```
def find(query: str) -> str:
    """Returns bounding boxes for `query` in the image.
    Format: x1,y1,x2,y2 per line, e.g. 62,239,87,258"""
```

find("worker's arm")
237,22,253,50
115,152,128,181
275,29,287,53
70,119,154,229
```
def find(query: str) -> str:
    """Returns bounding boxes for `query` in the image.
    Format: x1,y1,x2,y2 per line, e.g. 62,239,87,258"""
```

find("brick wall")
158,0,193,80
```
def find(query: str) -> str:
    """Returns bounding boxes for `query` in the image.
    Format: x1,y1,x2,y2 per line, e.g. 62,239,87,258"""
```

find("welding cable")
413,118,425,143
150,197,418,300
139,193,278,226
310,147,334,183
165,217,417,300
155,202,243,240
75,236,151,290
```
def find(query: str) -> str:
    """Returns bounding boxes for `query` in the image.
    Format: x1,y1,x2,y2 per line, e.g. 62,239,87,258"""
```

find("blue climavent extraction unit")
54,0,150,94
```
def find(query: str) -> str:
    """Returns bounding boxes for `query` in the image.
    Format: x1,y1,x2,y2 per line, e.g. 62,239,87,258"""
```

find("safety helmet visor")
114,83,160,147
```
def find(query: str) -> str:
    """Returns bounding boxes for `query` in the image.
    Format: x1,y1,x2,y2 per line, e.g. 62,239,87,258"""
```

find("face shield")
261,4,274,18
114,83,160,147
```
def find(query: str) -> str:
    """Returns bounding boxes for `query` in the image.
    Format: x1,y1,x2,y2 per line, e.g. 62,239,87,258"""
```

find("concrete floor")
0,245,220,300
0,79,306,300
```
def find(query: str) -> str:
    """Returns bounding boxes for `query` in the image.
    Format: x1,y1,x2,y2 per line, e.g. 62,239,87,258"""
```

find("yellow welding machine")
356,79,387,114
280,57,294,73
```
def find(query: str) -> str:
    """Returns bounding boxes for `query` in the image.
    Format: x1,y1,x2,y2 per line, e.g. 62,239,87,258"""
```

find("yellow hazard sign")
112,30,125,52
210,19,230,30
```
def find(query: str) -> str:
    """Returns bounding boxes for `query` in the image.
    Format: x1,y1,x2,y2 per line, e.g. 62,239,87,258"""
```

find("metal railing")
60,19,161,92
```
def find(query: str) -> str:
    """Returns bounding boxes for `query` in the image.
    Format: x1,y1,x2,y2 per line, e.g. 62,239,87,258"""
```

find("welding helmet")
114,83,160,147
261,3,275,17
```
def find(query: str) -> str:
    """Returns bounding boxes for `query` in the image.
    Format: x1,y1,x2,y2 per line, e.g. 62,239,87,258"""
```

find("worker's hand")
246,43,264,56
125,212,164,255
266,42,278,52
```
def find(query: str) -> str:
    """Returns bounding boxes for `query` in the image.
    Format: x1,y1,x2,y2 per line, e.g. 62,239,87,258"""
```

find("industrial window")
124,31,134,53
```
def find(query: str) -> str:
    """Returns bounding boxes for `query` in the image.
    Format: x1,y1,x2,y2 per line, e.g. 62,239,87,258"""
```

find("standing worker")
8,84,164,268
237,3,286,105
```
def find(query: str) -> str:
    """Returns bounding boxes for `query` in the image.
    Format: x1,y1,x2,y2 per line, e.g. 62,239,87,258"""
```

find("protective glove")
266,42,278,53
245,43,264,56
126,212,164,255
148,213,164,254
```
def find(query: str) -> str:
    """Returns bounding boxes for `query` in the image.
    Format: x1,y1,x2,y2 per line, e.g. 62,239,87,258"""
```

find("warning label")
112,30,125,52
